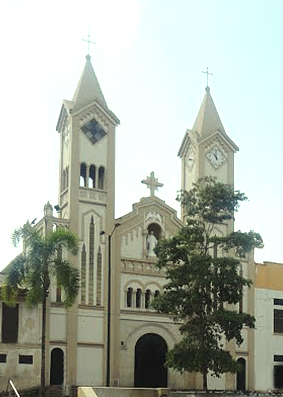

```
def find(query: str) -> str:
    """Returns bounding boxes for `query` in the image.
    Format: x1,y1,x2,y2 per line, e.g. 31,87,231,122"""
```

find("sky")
0,0,283,269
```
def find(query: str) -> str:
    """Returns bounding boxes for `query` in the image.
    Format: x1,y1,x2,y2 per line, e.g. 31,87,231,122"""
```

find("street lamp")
100,222,121,387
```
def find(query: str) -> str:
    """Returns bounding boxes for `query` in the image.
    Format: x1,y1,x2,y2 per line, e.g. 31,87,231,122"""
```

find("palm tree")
1,221,80,397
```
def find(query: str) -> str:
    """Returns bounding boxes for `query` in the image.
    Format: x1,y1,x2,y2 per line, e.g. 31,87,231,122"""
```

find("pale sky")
0,0,282,269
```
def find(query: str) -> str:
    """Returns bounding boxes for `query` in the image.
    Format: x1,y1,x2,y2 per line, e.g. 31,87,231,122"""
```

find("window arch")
62,170,66,191
136,288,142,308
80,163,87,187
89,165,96,188
96,246,102,305
145,289,151,309
66,167,69,188
98,166,105,189
81,244,86,303
239,264,243,313
89,216,95,305
127,288,133,308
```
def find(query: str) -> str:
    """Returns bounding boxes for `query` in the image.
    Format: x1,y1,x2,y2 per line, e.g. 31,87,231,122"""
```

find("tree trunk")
203,369,208,391
40,293,47,397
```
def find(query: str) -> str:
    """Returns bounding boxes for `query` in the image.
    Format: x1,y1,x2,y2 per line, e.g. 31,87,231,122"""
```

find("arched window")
66,167,69,188
136,289,142,308
56,246,62,303
96,247,102,305
239,265,243,313
81,244,86,304
62,170,66,191
89,216,94,305
88,165,96,188
98,166,105,189
127,288,133,308
80,163,87,187
145,289,151,309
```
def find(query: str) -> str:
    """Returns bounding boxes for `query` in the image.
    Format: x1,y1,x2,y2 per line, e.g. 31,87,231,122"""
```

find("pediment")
199,129,239,153
117,196,182,261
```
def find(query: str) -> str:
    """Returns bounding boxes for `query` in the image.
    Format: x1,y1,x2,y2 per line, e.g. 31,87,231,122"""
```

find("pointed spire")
72,55,107,111
192,87,226,136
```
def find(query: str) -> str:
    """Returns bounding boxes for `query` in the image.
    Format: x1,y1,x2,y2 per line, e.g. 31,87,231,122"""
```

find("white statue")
147,231,158,257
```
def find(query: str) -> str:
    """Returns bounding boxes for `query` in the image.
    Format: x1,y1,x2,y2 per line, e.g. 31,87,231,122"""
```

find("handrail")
7,380,20,397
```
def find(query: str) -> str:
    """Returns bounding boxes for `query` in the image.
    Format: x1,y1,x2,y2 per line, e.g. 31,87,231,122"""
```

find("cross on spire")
202,67,213,87
141,171,164,197
82,33,95,55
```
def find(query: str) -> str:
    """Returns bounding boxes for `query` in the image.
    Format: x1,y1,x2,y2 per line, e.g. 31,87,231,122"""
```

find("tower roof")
72,54,107,111
192,86,226,135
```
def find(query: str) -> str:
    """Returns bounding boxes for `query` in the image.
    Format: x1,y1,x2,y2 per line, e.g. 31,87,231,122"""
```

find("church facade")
0,55,270,393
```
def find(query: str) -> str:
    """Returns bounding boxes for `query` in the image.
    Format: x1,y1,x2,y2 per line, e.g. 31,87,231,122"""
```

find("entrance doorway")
134,333,167,387
236,358,246,391
274,365,283,389
50,348,64,385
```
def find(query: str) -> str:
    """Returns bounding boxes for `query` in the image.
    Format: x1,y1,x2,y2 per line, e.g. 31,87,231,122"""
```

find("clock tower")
178,87,256,391
178,86,239,221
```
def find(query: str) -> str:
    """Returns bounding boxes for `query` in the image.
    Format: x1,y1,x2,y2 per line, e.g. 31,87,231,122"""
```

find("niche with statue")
146,223,162,258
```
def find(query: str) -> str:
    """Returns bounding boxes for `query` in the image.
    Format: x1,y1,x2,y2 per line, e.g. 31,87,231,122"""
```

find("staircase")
45,386,63,397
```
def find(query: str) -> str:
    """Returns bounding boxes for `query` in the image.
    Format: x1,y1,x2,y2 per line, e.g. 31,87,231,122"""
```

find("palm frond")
5,253,27,289
1,284,18,306
11,221,36,247
47,228,78,256
53,258,80,308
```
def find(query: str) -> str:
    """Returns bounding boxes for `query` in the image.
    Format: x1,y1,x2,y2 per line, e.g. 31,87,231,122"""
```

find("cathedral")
0,55,282,393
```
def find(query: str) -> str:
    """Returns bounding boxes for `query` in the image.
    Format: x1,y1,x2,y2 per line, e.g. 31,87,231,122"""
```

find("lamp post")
100,222,121,387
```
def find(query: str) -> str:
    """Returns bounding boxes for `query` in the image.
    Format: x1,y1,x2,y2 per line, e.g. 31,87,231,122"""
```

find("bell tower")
56,54,119,231
178,86,239,221
55,55,119,387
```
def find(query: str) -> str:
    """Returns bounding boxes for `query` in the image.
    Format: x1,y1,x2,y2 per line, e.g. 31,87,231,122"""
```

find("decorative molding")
121,259,166,276
79,105,110,132
145,211,163,224
204,136,229,157
79,188,106,203
77,342,104,348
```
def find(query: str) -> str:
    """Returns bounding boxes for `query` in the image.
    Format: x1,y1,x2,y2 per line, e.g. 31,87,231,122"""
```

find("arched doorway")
50,348,64,385
134,333,167,387
236,357,246,391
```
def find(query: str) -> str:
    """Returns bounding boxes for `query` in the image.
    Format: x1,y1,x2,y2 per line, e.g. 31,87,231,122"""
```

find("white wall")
255,288,283,391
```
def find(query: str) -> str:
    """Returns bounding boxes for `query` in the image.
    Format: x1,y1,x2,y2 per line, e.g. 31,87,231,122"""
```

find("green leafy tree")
152,177,263,391
1,222,80,397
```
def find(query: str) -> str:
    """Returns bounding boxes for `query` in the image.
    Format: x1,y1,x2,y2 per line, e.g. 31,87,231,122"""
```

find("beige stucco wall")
77,309,104,343
0,303,41,391
77,346,104,386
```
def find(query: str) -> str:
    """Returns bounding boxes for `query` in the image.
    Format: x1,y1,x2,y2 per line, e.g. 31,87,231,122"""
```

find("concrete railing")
78,386,170,397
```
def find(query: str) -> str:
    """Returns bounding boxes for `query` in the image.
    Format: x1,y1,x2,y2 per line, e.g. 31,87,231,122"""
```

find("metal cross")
141,171,164,197
82,33,95,55
202,67,213,87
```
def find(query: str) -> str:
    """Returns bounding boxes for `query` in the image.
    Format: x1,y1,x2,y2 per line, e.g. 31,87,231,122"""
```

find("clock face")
186,146,196,170
207,146,226,168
